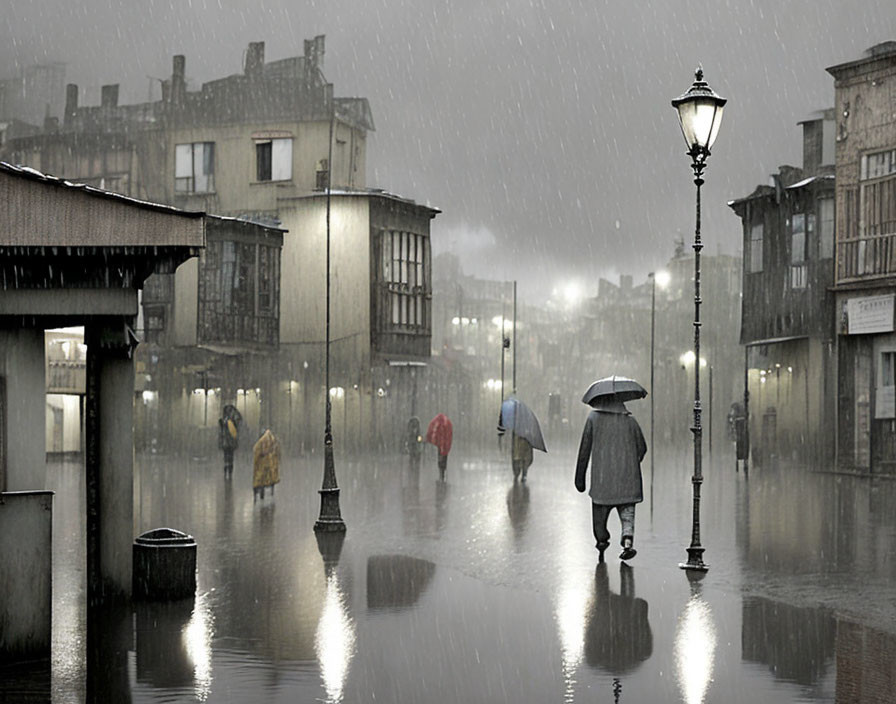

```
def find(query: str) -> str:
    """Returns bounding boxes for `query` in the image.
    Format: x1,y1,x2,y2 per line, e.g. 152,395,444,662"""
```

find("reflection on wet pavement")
4,450,895,702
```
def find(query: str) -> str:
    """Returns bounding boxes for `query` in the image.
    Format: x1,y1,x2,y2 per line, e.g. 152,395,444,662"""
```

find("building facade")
729,112,837,468
828,41,896,473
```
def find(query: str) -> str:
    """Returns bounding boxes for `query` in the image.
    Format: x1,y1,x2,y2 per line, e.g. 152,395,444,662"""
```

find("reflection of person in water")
506,482,530,541
584,563,653,675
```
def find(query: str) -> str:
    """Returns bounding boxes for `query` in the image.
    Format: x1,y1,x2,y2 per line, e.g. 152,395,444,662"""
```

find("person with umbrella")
425,413,453,480
498,396,547,482
575,376,647,562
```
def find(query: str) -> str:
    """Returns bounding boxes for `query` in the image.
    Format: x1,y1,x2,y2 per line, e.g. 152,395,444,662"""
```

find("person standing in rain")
253,429,281,502
575,392,647,562
218,404,242,479
425,413,453,480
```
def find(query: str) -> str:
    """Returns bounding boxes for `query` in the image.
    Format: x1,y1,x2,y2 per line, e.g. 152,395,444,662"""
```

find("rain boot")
596,540,610,563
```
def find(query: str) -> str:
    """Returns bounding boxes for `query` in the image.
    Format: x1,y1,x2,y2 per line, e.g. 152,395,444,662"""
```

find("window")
882,351,896,387
198,239,280,346
256,138,293,181
859,148,896,239
315,159,329,191
791,213,807,289
383,230,427,328
819,197,834,259
175,142,214,193
749,223,763,273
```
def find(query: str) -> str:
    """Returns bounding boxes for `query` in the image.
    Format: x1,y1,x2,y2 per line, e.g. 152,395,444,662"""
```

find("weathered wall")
173,257,199,347
277,196,371,348
0,328,46,490
168,119,366,216
0,490,53,659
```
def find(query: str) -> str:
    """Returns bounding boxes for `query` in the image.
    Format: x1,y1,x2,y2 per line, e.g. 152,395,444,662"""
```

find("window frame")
175,142,215,194
255,137,293,182
749,222,764,273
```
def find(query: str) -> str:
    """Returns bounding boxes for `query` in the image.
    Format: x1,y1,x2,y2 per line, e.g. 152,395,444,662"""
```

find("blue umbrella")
499,396,547,452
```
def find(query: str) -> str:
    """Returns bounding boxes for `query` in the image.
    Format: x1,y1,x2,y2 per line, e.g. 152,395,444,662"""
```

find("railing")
837,231,896,282
47,361,86,394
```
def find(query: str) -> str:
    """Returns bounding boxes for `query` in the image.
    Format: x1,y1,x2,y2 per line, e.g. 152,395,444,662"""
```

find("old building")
828,41,896,473
273,190,439,451
728,112,837,468
136,215,284,455
3,36,439,455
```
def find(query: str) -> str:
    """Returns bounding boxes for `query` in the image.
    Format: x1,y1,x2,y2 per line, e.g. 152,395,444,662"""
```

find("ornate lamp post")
315,104,346,534
671,68,726,573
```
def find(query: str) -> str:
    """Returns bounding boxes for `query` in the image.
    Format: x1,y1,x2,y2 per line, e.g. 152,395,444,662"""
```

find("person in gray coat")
575,394,647,561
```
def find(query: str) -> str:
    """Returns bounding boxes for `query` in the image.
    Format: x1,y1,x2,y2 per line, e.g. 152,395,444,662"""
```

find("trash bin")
132,528,197,600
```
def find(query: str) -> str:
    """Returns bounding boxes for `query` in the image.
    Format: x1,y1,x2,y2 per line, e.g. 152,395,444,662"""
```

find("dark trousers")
591,503,636,549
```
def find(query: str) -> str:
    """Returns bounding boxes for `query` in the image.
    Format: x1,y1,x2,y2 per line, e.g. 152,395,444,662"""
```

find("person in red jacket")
426,413,453,480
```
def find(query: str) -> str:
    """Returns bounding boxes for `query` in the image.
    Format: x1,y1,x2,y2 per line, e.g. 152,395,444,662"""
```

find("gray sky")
5,0,896,302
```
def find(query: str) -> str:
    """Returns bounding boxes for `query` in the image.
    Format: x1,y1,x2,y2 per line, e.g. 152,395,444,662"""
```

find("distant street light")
648,270,669,515
672,67,726,574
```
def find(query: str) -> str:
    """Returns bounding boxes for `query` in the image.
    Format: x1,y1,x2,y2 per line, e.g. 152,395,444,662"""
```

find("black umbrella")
582,376,648,406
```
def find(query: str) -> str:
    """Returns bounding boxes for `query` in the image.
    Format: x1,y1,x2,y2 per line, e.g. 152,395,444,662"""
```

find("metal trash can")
132,528,197,600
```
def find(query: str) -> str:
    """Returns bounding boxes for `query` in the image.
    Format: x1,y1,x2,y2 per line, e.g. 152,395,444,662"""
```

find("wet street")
5,443,896,703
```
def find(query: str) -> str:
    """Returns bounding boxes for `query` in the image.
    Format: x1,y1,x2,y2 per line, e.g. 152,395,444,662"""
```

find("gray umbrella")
500,397,547,452
582,376,648,406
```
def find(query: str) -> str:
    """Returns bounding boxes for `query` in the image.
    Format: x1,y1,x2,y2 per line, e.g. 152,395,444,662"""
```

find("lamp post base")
679,546,708,573
314,488,346,533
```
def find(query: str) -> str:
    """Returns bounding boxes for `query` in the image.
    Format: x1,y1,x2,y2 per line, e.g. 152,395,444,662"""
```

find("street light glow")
655,270,671,288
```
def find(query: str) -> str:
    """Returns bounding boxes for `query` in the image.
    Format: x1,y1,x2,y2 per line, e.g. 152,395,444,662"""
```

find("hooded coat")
575,398,647,505
253,430,281,490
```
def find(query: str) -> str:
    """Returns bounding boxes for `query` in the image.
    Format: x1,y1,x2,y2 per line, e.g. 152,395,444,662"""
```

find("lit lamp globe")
671,68,726,158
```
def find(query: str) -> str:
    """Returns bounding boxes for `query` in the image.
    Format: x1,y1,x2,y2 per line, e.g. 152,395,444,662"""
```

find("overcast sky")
5,0,896,302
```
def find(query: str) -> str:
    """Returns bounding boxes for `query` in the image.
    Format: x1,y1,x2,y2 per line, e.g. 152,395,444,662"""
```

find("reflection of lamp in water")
554,581,586,702
315,573,356,703
183,591,214,701
674,587,717,704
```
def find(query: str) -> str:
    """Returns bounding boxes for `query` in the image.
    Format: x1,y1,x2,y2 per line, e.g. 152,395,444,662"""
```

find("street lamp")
672,68,726,573
315,102,346,534
648,269,670,514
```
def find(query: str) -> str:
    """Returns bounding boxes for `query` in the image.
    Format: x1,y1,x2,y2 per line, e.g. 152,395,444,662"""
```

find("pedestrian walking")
404,416,424,469
253,429,281,502
511,432,533,482
218,403,242,479
498,396,546,483
425,413,453,480
575,377,648,562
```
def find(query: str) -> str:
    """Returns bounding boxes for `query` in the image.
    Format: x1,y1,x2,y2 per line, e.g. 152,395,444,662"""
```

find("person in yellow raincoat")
253,429,281,502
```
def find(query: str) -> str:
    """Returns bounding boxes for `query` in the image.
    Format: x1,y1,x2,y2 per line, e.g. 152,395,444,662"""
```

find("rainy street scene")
2,3,896,703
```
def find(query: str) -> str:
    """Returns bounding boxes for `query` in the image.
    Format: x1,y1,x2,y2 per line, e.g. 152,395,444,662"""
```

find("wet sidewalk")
5,446,896,702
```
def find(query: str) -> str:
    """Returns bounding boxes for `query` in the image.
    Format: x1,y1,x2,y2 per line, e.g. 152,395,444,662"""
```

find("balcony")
837,231,896,283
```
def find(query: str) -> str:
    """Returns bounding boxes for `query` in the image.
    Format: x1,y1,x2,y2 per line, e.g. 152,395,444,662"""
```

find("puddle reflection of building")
674,577,716,704
742,596,835,688
584,563,653,676
836,619,896,702
506,482,530,545
366,554,436,610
